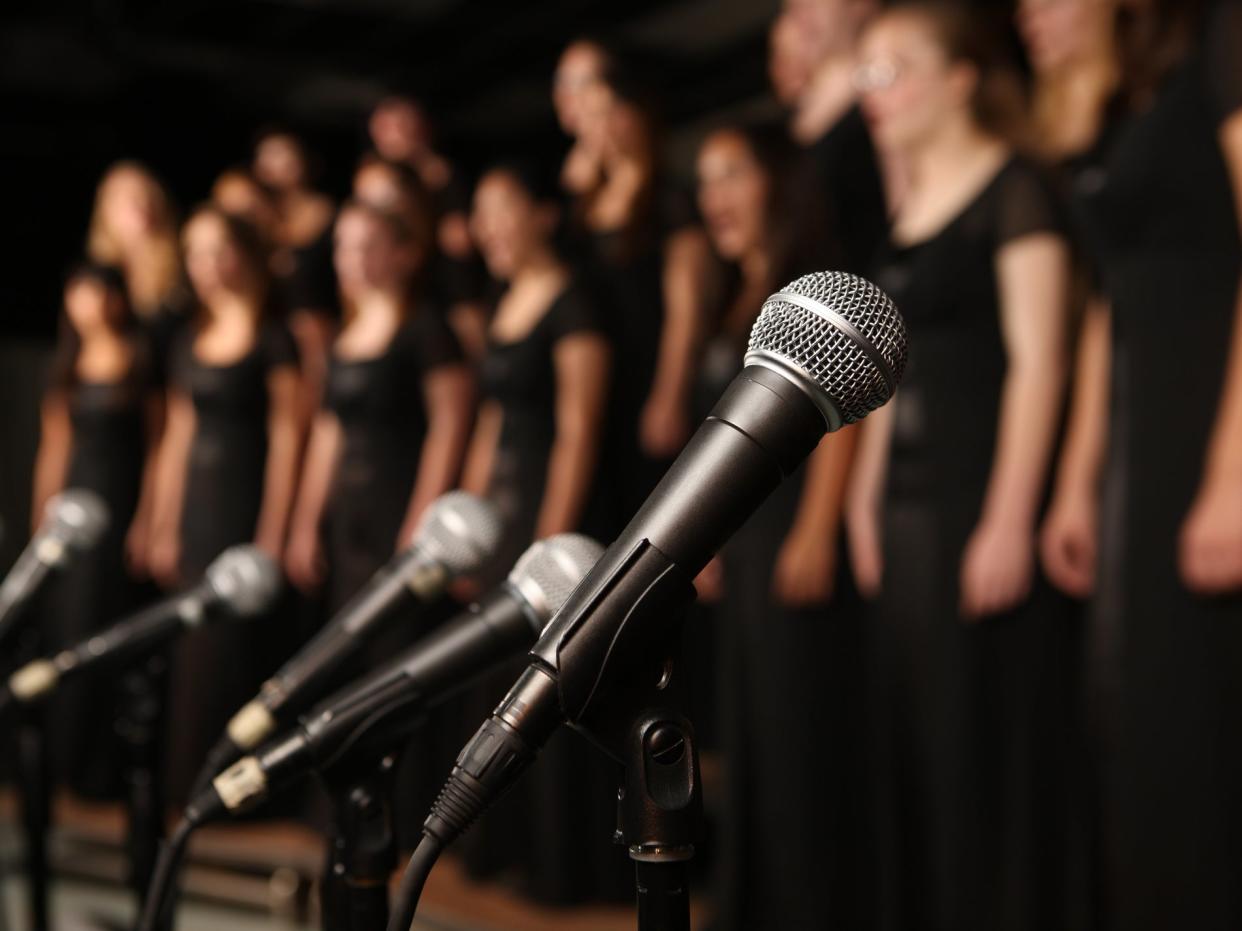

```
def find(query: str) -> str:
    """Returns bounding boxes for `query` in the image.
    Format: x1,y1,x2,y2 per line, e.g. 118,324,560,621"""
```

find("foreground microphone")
211,492,502,771
0,490,109,648
4,545,281,706
185,533,604,822
418,272,908,866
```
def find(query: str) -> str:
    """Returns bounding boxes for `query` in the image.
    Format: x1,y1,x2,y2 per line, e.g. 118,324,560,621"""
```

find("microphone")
3,545,282,706
182,534,604,823
421,271,908,852
0,490,109,649
215,492,503,765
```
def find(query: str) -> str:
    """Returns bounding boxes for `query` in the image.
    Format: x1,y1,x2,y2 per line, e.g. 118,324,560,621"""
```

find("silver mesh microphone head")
205,545,283,618
507,534,604,626
44,489,110,551
745,271,908,431
411,491,504,577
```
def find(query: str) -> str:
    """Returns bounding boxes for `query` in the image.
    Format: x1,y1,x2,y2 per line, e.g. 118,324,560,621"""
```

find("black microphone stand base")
319,752,399,931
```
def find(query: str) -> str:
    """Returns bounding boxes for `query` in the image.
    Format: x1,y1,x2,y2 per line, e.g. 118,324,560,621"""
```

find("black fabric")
569,184,698,530
867,155,1086,931
322,308,462,619
277,221,339,319
1079,4,1242,929
699,320,870,931
806,105,889,276
42,341,154,799
460,276,630,904
161,317,298,805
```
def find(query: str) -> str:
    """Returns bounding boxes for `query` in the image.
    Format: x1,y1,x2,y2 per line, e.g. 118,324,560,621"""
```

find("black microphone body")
3,545,281,707
191,533,604,820
422,271,909,849
215,493,502,765
207,582,543,816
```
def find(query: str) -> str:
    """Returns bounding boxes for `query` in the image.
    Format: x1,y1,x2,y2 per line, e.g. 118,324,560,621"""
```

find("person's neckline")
890,151,1016,251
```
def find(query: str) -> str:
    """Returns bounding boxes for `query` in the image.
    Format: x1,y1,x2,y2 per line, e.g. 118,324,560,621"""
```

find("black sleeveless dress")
43,353,153,798
1079,5,1242,928
162,320,299,804
868,156,1082,931
460,279,631,904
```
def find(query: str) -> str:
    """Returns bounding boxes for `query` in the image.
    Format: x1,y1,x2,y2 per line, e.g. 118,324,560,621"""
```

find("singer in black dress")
31,264,159,797
149,207,302,804
285,200,472,641
567,62,709,527
854,7,1077,929
1055,3,1242,928
458,165,624,904
694,124,866,930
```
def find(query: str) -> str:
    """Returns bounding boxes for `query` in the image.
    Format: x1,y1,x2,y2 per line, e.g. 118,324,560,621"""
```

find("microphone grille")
45,489,110,550
413,491,504,577
508,534,604,624
205,545,283,618
745,271,908,430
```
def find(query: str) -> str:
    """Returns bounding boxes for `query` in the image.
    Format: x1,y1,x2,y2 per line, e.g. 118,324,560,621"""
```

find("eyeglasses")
854,57,902,93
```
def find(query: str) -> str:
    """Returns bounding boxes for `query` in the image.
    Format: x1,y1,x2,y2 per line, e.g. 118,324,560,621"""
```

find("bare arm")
772,425,860,606
401,364,476,539
961,232,1071,618
536,333,611,538
286,412,343,547
641,227,712,456
148,390,197,585
254,367,303,557
31,392,72,532
124,392,168,575
461,401,503,498
1178,113,1242,591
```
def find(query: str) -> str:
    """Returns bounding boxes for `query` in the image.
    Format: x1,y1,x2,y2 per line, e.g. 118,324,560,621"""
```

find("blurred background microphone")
2,544,282,709
0,489,108,649
190,491,502,794
138,534,602,931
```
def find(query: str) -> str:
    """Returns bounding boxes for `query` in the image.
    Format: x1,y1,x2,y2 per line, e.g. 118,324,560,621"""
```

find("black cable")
136,817,194,931
186,736,242,801
385,834,443,931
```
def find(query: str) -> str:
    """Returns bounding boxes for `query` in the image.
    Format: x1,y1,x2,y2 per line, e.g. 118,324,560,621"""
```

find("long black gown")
42,349,152,799
162,319,299,804
319,308,464,845
573,188,698,528
460,278,631,904
700,292,869,931
868,156,1083,931
1079,5,1242,928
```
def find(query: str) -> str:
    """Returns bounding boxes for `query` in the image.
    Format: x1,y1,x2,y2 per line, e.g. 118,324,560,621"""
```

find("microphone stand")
16,706,51,931
318,751,399,931
117,652,169,927
574,626,703,931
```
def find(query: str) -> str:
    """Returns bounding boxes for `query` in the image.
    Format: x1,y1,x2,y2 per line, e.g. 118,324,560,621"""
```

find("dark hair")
1118,0,1207,106
889,0,1028,141
702,121,834,289
476,161,566,251
49,261,137,391
252,126,322,186
353,152,437,263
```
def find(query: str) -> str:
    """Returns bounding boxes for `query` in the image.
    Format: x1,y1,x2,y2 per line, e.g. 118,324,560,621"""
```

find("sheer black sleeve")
545,281,606,345
259,320,300,372
994,158,1068,248
1206,0,1242,125
405,305,464,374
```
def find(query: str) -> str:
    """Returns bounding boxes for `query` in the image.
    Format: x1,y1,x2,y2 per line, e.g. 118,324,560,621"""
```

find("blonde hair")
87,161,182,317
